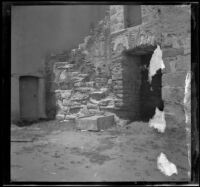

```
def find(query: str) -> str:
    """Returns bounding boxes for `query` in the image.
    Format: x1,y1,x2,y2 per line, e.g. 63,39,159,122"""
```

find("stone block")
162,72,186,87
162,86,185,104
164,113,185,129
175,55,191,72
75,115,114,131
116,93,123,98
112,73,123,80
59,90,72,99
59,82,74,90
95,82,107,88
113,80,123,87
69,106,82,114
87,103,99,110
71,92,89,101
115,99,124,107
75,87,94,93
113,85,123,90
74,82,84,87
95,78,108,83
163,55,190,73
162,48,184,58
163,57,177,73
63,99,71,106
90,89,108,100
164,102,185,124
85,81,94,87
56,113,65,120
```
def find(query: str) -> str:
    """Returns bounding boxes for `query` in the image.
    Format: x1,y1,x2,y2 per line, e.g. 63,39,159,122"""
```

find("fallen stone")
56,113,65,120
75,115,114,131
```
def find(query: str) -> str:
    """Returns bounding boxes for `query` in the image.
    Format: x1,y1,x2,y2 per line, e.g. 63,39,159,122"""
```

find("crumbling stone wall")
109,5,161,120
45,11,116,120
45,5,191,125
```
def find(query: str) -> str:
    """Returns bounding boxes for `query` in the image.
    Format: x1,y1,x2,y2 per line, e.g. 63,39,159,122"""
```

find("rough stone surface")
45,5,191,129
162,86,185,104
75,115,114,131
164,102,185,125
162,72,187,87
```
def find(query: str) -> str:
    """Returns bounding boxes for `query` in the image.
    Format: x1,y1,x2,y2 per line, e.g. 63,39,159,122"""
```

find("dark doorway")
19,76,39,120
121,51,163,122
140,55,164,121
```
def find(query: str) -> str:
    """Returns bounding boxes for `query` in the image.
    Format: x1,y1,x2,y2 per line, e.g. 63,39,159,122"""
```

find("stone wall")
109,5,161,120
159,5,191,129
45,12,116,121
45,5,191,125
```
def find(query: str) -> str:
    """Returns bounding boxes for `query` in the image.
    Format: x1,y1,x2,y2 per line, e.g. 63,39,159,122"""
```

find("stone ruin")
45,5,191,130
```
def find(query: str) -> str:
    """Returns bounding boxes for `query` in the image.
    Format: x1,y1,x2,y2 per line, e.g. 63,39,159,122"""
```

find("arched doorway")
19,76,39,120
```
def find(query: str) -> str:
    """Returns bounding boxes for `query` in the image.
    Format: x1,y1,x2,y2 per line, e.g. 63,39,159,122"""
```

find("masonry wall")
45,5,191,126
159,5,191,129
45,12,115,120
109,5,161,120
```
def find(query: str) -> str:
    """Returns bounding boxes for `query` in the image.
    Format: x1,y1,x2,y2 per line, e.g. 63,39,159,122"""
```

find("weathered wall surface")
45,12,115,120
11,5,107,122
109,5,161,120
160,5,191,129
45,5,191,127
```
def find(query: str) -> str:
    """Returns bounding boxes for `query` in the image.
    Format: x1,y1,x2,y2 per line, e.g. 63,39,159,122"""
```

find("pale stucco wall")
11,5,107,121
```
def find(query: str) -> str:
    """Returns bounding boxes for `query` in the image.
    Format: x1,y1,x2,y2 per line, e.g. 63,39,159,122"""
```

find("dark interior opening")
139,55,164,122
121,50,163,122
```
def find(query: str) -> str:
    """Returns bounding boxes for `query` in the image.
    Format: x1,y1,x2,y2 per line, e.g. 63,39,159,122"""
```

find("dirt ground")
11,120,190,182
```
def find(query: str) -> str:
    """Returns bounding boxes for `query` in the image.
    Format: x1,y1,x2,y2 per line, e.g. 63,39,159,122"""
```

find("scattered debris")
148,45,165,83
157,152,178,176
149,107,166,133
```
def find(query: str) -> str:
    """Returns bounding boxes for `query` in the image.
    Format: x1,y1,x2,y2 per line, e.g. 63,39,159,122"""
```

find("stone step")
75,115,114,131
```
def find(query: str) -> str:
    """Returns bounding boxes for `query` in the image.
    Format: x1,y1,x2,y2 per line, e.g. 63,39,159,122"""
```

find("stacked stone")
45,53,69,119
46,5,191,126
53,59,96,120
